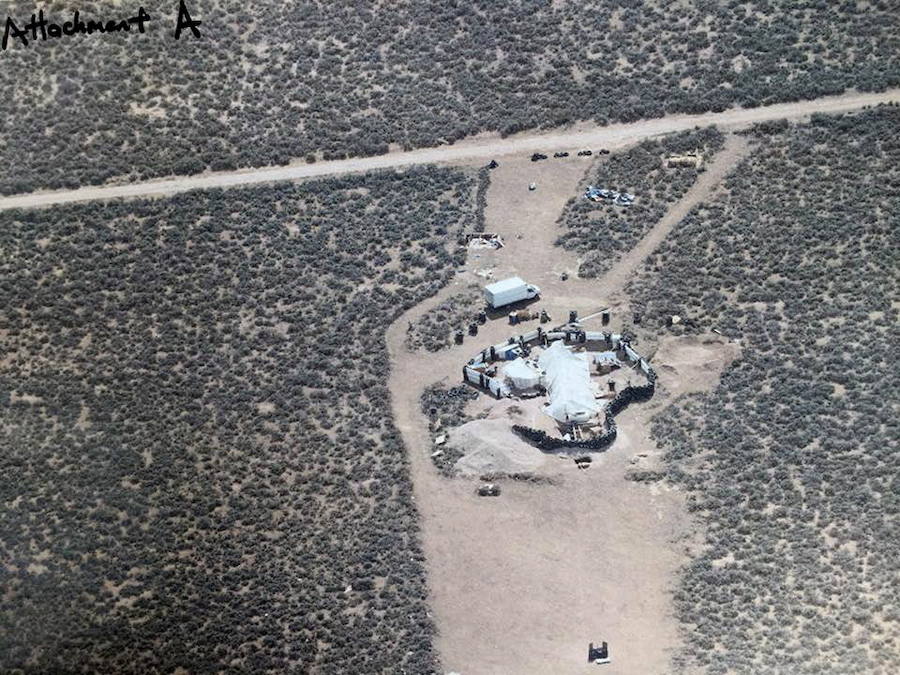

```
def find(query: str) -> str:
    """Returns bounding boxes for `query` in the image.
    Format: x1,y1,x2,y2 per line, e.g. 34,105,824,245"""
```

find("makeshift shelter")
503,358,541,391
538,342,601,424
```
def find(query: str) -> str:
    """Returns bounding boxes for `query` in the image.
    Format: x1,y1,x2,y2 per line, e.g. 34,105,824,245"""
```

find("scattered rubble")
465,233,504,250
584,185,636,206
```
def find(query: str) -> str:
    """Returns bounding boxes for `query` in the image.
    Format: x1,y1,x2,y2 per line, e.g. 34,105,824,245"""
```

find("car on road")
531,153,548,161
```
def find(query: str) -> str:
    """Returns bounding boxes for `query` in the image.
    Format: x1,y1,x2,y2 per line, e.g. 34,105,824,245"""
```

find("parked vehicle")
530,153,548,162
577,150,593,156
483,276,541,309
553,151,569,158
599,148,611,155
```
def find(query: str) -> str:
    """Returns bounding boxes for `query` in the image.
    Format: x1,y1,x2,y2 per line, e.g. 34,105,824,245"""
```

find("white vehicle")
483,276,540,309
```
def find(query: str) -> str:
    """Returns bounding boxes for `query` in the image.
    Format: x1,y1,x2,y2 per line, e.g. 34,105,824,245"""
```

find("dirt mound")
448,418,548,476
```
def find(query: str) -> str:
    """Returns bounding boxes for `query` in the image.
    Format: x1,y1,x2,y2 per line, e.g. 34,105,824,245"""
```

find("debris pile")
584,185,635,206
465,233,504,250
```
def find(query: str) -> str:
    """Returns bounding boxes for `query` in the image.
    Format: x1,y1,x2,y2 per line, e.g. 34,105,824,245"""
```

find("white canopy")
503,358,541,390
538,341,601,424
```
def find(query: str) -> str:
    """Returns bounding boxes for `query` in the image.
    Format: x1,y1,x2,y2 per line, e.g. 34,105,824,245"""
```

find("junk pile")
584,185,635,206
466,233,504,250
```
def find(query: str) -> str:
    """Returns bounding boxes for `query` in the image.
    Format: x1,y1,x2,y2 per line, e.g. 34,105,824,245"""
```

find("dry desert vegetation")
0,167,479,673
2,0,899,194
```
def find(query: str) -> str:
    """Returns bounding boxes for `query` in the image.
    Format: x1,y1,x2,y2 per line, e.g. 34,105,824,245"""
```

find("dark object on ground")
588,641,610,664
633,313,642,324
561,271,569,281
554,151,569,158
540,309,551,323
531,153,548,162
599,149,611,155
574,455,592,469
602,310,610,325
569,310,578,323
454,329,464,344
488,160,499,169
577,150,593,156
477,483,501,497
477,310,487,325
468,323,478,336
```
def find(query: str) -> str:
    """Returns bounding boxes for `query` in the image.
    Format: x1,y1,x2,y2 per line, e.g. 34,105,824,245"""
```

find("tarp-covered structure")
538,341,601,424
502,358,541,390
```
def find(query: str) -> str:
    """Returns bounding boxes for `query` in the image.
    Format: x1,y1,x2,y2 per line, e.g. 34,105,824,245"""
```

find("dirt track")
1,89,897,212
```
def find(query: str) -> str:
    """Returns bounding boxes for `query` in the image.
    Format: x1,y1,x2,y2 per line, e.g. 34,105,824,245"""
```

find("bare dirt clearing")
387,138,751,673
1,89,896,212
653,335,743,400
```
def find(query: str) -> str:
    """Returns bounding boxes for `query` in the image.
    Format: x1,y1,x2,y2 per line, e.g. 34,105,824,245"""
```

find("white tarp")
592,351,621,367
503,358,541,390
538,341,601,424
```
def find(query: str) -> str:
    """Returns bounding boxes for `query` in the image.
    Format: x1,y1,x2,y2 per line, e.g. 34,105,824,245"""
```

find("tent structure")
538,341,602,424
502,358,542,391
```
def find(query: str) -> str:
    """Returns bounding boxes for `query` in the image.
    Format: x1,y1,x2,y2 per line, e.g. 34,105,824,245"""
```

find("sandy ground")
386,137,751,673
1,89,897,212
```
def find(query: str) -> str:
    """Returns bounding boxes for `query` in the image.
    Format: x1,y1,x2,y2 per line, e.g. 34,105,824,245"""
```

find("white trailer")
483,276,540,309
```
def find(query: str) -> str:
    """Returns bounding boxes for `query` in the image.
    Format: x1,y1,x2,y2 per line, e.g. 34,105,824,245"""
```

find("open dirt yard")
386,137,752,673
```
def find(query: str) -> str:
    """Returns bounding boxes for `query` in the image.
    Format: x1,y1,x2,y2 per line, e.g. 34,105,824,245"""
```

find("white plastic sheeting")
592,351,621,367
538,341,601,424
502,358,542,390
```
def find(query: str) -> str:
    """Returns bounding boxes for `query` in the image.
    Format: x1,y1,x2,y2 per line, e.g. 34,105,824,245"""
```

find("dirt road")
1,89,896,212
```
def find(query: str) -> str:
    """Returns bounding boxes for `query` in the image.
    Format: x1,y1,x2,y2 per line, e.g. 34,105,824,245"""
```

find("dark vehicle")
599,148,610,155
577,149,593,156
487,159,499,169
477,483,501,497
553,151,569,158
530,153,548,162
